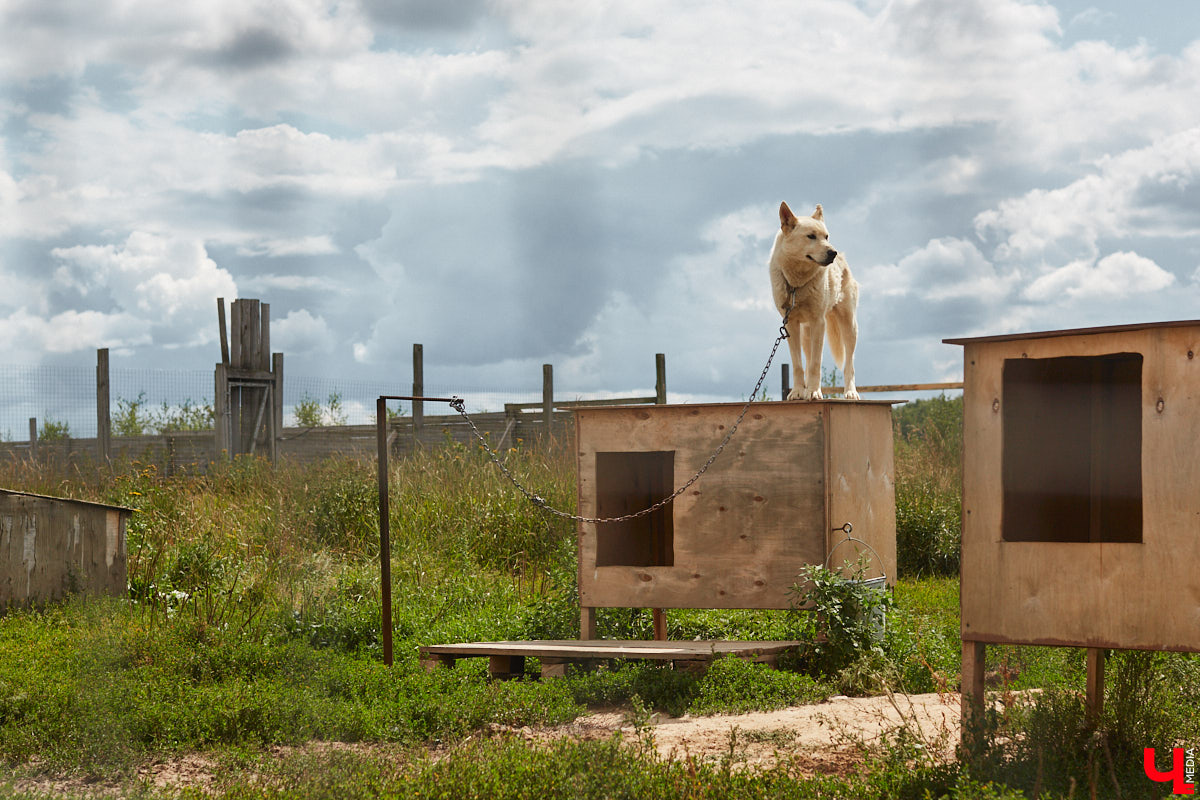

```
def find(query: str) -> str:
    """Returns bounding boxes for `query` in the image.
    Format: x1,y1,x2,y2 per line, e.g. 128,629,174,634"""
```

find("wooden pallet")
419,639,804,678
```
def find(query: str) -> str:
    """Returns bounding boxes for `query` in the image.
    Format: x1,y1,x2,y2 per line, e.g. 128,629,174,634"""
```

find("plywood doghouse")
0,489,131,614
575,401,897,634
945,320,1200,727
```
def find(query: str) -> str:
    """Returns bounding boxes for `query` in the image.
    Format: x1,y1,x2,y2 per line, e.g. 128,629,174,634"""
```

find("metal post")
781,363,790,400
377,397,393,667
28,418,36,460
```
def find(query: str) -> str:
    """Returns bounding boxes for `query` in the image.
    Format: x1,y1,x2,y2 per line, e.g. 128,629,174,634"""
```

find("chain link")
448,294,796,525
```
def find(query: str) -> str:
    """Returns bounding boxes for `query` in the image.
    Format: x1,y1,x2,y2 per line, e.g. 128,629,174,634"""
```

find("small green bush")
788,559,894,681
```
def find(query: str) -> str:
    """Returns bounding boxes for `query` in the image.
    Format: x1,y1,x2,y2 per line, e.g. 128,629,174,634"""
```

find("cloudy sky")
2,0,1198,406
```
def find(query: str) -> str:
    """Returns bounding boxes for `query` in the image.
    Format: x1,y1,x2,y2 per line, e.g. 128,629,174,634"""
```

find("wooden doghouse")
0,489,131,614
945,320,1200,726
420,399,899,678
574,401,897,636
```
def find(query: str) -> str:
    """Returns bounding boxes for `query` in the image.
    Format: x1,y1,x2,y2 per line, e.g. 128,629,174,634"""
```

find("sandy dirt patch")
8,693,966,794
527,691,963,777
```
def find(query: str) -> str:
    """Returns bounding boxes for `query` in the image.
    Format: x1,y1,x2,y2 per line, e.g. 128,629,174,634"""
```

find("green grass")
1,423,1198,798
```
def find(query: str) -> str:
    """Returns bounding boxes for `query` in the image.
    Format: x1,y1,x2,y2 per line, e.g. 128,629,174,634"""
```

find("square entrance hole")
1002,352,1142,543
595,451,674,567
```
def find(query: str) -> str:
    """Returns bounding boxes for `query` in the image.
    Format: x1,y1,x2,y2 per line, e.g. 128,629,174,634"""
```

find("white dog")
768,202,860,401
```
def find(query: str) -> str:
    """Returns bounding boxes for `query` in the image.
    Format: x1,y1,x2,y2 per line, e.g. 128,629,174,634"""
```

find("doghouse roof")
0,488,134,513
943,319,1200,346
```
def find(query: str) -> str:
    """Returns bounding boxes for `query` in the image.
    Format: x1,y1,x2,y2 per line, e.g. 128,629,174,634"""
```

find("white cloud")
47,232,236,349
861,238,1016,304
1023,251,1176,301
0,308,150,356
235,236,338,258
240,273,342,293
976,127,1200,264
273,308,333,354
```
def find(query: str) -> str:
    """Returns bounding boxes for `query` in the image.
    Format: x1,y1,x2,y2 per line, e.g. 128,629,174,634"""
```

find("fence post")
28,418,36,461
655,353,667,404
271,352,284,463
412,344,423,448
215,363,229,457
652,352,668,640
376,396,394,667
542,364,553,438
781,363,790,401
96,348,111,464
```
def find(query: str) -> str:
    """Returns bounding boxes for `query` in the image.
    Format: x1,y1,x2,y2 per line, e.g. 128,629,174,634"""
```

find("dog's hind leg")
827,305,859,400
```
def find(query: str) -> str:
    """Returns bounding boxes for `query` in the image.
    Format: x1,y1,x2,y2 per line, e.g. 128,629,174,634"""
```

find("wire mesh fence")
0,364,550,442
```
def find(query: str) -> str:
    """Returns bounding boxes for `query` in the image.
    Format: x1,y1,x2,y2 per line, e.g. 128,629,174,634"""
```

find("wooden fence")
3,344,960,474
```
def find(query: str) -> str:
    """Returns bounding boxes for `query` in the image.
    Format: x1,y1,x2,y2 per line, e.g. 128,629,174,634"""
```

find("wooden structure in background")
574,401,898,636
946,320,1200,734
215,298,284,460
0,489,131,614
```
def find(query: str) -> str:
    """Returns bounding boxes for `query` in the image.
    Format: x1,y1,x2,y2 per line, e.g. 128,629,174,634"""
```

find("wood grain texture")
957,323,1200,652
576,401,897,610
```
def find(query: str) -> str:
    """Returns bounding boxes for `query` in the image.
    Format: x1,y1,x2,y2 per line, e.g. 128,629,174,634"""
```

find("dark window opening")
1002,353,1142,543
595,451,674,566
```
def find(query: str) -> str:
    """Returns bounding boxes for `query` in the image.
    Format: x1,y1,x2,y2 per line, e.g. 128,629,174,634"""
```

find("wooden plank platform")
419,639,804,678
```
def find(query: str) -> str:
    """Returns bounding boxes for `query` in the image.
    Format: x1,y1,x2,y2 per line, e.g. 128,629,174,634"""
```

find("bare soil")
525,690,963,777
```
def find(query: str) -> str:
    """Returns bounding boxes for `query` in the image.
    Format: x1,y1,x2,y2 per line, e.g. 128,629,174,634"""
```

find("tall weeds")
892,395,962,577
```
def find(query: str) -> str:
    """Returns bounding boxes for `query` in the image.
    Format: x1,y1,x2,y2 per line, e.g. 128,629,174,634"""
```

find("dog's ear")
812,204,824,221
779,201,797,232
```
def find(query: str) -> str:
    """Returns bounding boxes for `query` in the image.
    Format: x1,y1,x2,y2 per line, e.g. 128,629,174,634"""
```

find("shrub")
788,558,894,680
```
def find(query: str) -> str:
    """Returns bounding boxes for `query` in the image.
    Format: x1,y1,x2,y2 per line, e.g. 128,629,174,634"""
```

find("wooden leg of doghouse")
421,653,455,672
540,658,569,678
652,608,667,641
961,640,986,752
488,654,525,679
1086,648,1105,722
580,607,597,640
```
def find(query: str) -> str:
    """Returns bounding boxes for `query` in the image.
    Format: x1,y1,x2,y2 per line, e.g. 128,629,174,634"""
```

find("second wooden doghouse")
946,320,1200,726
0,489,131,614
574,401,898,636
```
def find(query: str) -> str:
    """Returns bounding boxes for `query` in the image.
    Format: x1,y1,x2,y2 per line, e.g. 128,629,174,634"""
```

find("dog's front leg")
785,317,806,401
802,320,825,400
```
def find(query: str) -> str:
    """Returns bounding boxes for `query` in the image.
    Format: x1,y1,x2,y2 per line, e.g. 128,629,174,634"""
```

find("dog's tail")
827,322,846,370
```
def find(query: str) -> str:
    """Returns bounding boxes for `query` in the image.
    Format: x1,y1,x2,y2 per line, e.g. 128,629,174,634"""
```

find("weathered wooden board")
0,489,130,613
953,322,1200,652
827,405,897,584
420,639,805,677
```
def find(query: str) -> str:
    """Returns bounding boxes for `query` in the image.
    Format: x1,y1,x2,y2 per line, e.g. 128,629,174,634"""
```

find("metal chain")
448,293,796,525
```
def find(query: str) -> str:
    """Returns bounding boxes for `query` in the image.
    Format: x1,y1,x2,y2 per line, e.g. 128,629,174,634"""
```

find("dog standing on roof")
768,201,860,401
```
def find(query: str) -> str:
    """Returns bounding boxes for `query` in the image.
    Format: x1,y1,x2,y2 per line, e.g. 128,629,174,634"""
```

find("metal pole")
377,397,393,667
